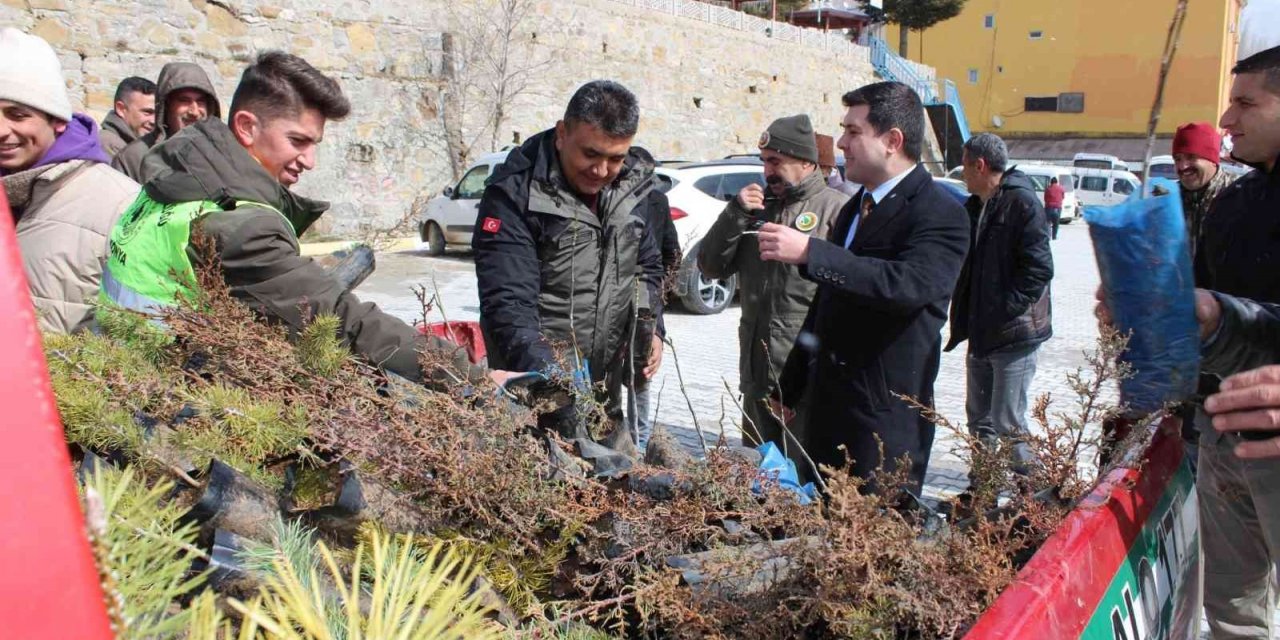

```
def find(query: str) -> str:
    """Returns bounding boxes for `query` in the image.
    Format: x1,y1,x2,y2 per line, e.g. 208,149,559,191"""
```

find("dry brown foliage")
54,239,1140,638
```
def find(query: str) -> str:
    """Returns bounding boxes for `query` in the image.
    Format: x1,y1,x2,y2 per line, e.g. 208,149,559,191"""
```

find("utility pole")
771,0,777,22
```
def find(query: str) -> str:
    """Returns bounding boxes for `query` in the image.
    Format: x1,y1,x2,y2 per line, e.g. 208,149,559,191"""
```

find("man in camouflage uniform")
698,114,850,451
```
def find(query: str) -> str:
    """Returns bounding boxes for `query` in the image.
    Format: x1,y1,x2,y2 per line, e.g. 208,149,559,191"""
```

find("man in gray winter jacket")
473,80,665,446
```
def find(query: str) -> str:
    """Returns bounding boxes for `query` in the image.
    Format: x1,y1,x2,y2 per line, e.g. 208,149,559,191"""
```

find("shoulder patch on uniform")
481,217,502,233
795,212,818,232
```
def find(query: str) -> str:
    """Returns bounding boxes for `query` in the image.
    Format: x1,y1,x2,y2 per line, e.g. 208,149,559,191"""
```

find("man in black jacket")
760,81,970,494
1190,40,1280,637
473,81,665,445
946,133,1053,483
625,188,679,447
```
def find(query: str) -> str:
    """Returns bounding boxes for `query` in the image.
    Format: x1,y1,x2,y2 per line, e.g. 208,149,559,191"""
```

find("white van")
1017,164,1080,223
1073,152,1129,172
1073,168,1142,208
1145,155,1177,182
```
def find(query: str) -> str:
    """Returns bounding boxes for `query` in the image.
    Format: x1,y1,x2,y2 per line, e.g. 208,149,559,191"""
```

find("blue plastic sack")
1085,178,1200,414
753,442,817,505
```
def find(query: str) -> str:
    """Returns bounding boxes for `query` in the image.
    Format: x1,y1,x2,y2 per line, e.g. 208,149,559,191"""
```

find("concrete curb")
298,236,420,257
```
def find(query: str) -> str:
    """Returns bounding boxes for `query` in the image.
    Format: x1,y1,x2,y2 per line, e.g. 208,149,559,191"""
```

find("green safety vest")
100,192,289,314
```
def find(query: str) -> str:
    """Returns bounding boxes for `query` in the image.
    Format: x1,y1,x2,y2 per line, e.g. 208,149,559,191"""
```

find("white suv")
655,160,765,314
418,150,512,255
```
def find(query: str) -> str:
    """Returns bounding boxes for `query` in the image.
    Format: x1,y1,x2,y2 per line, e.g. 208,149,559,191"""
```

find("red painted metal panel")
965,418,1184,639
420,320,487,365
0,186,114,638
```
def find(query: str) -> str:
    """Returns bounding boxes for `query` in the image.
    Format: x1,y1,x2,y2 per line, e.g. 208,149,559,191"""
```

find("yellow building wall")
884,0,1242,137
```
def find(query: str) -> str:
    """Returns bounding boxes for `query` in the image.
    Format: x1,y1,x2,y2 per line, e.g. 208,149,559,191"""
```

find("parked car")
939,168,1069,219
1072,152,1129,172
417,150,513,255
656,160,765,314
934,177,971,204
1073,168,1141,209
1018,164,1080,223
1221,160,1254,179
1145,155,1178,182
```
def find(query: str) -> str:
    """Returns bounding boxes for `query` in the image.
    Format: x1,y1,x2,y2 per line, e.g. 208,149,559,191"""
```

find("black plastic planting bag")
1085,180,1199,414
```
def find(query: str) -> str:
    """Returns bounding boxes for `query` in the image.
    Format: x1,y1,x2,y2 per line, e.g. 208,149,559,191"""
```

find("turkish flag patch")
481,217,502,233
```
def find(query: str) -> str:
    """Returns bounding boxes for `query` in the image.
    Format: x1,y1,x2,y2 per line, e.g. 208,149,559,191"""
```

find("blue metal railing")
869,36,938,104
942,79,972,143
868,36,971,143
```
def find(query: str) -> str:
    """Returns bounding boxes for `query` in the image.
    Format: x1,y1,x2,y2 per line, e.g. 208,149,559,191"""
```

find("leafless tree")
441,0,559,180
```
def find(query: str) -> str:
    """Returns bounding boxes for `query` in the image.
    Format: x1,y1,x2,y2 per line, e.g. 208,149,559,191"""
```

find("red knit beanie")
1172,122,1221,165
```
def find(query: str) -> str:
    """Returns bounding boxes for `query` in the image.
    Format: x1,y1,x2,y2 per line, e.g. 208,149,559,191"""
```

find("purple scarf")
33,113,111,169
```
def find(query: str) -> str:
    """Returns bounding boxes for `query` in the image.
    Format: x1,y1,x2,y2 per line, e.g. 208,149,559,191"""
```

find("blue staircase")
869,36,970,168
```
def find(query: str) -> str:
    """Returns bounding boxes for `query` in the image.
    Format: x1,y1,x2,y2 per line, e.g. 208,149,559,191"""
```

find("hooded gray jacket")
111,62,221,183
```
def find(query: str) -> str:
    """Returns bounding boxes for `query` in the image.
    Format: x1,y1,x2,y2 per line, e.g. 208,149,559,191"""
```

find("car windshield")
1148,164,1178,181
1025,174,1052,191
455,165,490,199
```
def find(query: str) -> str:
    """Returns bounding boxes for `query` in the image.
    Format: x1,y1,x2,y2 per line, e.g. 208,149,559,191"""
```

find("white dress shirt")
843,164,917,249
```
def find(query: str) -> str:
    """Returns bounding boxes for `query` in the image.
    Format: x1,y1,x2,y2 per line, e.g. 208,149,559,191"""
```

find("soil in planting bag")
1086,178,1200,414
753,442,816,504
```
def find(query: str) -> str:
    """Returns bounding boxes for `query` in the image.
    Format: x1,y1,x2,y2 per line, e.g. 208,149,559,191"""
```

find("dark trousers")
1045,207,1062,240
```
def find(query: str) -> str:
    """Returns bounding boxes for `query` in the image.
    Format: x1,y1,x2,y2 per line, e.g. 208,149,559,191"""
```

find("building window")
1079,176,1108,192
1058,92,1086,113
1029,30,1043,40
1025,96,1059,112
968,69,979,84
984,14,995,28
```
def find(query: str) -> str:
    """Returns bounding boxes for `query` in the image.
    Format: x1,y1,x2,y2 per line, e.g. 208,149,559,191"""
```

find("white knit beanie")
1238,0,1280,63
0,28,72,122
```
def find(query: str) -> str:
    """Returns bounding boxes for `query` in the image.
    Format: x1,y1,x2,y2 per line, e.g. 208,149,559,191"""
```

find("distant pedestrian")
1042,176,1064,239
98,76,156,158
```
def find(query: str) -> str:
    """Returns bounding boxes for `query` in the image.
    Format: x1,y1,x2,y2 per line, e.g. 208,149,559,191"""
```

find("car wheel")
677,246,736,315
422,221,446,256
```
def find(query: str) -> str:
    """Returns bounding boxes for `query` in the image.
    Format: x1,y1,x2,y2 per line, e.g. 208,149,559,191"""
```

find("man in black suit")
758,81,970,495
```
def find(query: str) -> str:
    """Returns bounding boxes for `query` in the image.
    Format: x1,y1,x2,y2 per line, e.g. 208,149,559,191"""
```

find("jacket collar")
966,168,1033,215
101,111,138,145
500,127,655,223
2,161,84,215
143,119,328,235
779,169,829,205
510,128,653,195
